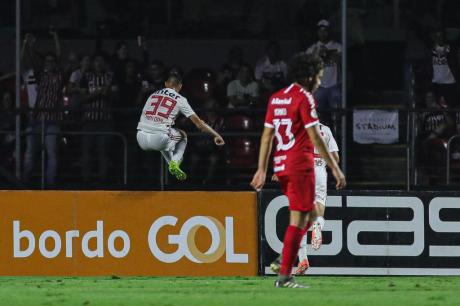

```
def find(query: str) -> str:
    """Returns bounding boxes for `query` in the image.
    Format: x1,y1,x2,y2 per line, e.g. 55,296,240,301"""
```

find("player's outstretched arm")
189,114,225,146
250,127,274,191
307,125,346,189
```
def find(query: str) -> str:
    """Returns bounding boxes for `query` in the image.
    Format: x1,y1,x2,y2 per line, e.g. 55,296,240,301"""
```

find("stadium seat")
183,68,216,103
225,115,254,131
226,137,257,168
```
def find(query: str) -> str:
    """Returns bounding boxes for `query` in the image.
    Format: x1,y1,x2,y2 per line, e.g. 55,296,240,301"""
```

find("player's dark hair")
288,52,324,90
166,71,183,85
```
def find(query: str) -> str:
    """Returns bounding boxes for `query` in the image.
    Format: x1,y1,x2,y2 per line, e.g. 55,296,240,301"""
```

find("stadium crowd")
1,1,460,189
0,19,347,189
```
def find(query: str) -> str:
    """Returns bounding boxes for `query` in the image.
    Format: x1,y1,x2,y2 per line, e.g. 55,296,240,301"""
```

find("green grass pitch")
0,276,458,306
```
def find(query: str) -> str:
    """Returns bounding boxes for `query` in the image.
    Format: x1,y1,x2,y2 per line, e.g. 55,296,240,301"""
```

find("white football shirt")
137,88,195,133
432,45,456,84
314,123,339,168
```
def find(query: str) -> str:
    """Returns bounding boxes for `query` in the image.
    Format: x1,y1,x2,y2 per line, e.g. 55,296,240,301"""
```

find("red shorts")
278,174,315,212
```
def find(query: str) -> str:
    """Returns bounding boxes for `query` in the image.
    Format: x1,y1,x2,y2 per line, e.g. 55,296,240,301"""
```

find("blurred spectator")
0,90,15,170
112,39,149,81
216,46,245,102
429,28,460,108
68,55,92,88
79,54,118,183
189,98,225,184
169,66,184,77
139,60,166,100
226,64,259,108
67,55,92,111
418,91,457,184
222,46,245,79
255,41,287,94
112,41,130,79
118,60,143,180
63,51,80,81
23,51,64,187
22,68,38,111
22,29,64,187
117,60,142,130
306,20,342,111
20,33,39,111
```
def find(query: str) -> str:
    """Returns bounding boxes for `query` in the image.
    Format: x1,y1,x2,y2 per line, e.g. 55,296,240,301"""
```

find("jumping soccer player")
137,72,225,180
250,53,345,288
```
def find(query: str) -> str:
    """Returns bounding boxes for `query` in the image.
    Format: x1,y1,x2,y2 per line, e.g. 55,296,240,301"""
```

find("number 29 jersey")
264,83,319,176
137,87,196,133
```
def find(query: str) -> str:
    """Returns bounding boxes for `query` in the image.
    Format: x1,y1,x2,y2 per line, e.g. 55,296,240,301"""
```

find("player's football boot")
275,276,309,289
270,256,282,274
168,160,187,180
311,222,322,250
295,258,310,275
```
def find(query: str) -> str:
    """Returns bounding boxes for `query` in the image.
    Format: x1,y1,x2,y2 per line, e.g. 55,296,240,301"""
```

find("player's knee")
178,130,188,142
290,211,309,228
315,201,326,215
308,209,319,223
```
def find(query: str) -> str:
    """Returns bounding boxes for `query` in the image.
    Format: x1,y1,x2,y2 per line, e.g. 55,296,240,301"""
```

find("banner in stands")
0,191,258,276
353,109,399,144
259,190,460,275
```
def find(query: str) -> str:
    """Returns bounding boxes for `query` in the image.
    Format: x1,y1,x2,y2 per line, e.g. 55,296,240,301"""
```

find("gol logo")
148,216,248,264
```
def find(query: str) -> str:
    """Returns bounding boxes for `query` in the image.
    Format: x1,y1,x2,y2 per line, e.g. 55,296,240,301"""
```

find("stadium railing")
3,107,460,190
446,134,460,185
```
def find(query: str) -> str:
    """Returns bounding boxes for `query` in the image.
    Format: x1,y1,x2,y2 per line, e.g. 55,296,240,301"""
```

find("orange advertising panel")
0,191,258,276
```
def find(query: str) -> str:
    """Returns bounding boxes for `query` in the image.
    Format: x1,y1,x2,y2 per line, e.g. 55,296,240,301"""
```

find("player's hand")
271,174,279,182
250,169,266,191
332,167,346,190
214,136,225,146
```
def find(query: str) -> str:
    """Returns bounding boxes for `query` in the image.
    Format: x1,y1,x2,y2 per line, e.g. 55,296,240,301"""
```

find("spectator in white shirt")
226,64,259,108
306,20,342,111
255,41,287,93
430,28,459,107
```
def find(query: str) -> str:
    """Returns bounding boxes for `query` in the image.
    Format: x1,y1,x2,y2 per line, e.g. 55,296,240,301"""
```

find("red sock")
280,225,303,276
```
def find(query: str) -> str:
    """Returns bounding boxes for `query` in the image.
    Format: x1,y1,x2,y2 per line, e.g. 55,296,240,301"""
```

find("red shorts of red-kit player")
278,174,315,212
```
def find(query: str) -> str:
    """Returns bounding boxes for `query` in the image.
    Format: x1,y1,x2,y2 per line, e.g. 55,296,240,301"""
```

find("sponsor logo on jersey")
272,98,292,105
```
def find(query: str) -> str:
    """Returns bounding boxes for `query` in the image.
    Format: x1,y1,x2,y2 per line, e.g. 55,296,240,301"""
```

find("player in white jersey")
270,122,339,274
137,72,225,180
296,122,339,274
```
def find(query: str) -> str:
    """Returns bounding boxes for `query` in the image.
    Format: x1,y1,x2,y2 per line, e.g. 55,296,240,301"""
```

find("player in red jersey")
251,53,346,288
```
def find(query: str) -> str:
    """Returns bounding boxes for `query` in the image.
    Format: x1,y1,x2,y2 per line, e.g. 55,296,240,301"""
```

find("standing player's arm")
331,151,340,164
250,127,275,191
307,125,346,189
189,114,225,146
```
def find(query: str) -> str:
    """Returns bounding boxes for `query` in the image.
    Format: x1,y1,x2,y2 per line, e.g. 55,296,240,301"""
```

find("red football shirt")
264,83,319,176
